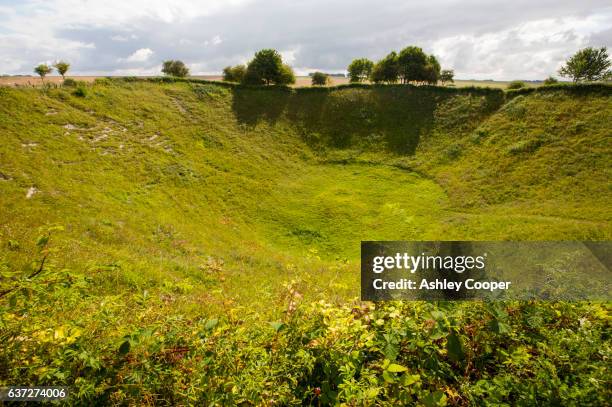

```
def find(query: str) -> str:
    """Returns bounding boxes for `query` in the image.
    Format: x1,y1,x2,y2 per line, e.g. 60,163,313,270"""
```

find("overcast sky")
1,0,611,80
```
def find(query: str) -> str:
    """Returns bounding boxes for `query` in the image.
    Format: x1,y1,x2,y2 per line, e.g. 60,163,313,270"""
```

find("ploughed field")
0,80,610,405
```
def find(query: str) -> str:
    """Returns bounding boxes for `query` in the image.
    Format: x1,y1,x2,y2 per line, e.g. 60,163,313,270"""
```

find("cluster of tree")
154,46,609,88
222,49,295,85
30,47,609,91
347,47,454,85
33,61,70,83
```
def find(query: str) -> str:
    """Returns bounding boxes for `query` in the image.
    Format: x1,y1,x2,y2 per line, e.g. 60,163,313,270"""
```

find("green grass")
0,80,610,404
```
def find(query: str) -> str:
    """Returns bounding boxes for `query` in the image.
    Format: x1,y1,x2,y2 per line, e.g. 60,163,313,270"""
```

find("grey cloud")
2,0,612,79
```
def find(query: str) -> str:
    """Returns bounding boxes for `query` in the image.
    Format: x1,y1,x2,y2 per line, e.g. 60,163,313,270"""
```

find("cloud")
211,35,222,46
111,34,138,42
0,0,610,79
120,48,154,62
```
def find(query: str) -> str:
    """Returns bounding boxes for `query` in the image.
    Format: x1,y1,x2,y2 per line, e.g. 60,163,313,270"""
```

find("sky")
0,0,611,80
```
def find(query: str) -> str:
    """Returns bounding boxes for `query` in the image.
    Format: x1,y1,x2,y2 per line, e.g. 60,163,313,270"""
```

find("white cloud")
0,1,610,78
121,48,154,62
280,47,300,65
431,14,612,80
110,34,137,42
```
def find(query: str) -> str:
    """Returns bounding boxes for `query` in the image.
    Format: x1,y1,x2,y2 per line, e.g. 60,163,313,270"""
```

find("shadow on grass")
230,85,462,155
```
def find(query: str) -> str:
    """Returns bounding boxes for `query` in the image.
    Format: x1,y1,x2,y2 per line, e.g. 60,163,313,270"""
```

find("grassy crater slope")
0,81,610,405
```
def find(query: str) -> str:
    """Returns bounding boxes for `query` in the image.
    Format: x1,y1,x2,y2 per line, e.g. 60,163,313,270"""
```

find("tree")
243,49,294,85
423,55,441,85
279,64,296,85
161,60,189,77
222,64,246,82
440,69,454,85
34,64,52,84
559,47,611,82
53,61,70,80
543,76,558,85
370,52,399,84
311,71,329,86
347,58,373,83
398,46,428,84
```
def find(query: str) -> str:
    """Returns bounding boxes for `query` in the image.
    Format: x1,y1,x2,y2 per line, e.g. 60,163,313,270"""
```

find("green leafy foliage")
161,60,189,77
371,52,399,84
0,80,610,404
398,46,429,83
311,71,329,86
507,80,527,89
440,69,454,85
53,61,70,79
559,47,611,82
243,49,295,85
347,58,374,83
222,64,246,83
543,76,559,85
34,64,52,82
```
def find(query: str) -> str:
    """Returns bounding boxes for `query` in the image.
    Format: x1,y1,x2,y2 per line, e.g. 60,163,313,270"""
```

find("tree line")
31,47,610,87
217,46,610,86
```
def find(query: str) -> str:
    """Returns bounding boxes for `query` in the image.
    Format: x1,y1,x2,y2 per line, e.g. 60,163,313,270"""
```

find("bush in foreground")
1,233,609,405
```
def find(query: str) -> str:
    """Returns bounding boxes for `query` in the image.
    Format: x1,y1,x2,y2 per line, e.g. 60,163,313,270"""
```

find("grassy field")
0,80,610,404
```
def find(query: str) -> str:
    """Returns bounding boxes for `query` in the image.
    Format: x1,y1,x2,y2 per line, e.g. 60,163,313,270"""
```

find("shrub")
63,78,77,87
507,80,526,90
72,85,87,97
311,72,329,86
543,76,559,85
